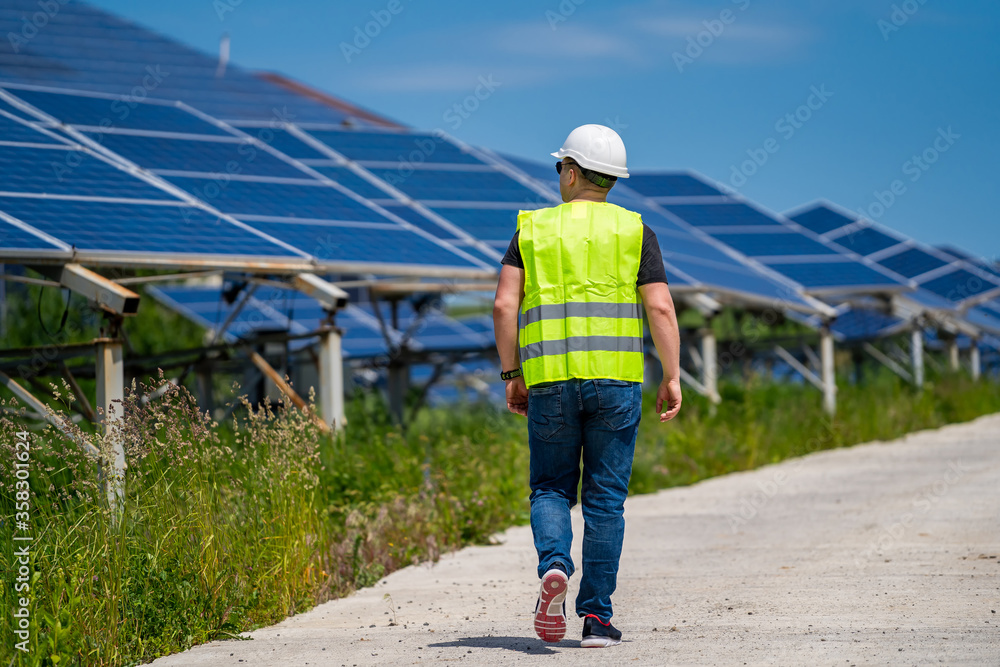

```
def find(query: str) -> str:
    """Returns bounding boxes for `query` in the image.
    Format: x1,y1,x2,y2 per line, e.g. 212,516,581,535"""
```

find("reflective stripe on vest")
516,201,645,387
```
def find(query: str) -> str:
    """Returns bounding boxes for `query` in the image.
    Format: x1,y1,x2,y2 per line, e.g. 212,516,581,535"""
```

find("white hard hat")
551,124,629,179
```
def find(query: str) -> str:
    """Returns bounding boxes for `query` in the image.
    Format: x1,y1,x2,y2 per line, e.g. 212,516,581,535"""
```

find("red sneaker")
533,568,568,643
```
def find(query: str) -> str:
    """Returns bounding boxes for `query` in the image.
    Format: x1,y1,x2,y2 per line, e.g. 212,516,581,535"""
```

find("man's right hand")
656,378,682,422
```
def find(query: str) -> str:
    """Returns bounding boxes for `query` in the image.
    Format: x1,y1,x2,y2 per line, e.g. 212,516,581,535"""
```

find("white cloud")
349,63,556,93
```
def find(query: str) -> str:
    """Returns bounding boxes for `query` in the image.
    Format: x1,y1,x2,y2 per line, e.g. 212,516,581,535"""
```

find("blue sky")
91,0,999,259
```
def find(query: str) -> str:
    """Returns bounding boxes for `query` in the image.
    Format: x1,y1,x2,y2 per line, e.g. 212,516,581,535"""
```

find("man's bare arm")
493,264,528,415
638,281,682,421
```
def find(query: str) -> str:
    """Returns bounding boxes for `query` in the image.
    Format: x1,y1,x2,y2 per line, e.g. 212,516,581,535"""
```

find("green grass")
1,368,998,666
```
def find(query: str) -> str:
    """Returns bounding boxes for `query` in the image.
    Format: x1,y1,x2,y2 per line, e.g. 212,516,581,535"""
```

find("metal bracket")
29,263,140,316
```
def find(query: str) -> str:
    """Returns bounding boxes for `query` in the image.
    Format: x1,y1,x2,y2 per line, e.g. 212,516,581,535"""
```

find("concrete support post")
700,327,720,404
911,327,925,388
946,337,960,372
96,339,125,519
970,340,981,381
318,327,346,431
820,327,837,417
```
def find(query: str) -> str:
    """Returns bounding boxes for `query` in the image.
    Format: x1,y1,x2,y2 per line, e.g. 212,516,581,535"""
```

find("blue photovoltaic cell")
788,206,853,235
0,97,32,119
767,261,902,289
307,130,483,164
920,269,999,301
625,173,724,198
242,221,479,268
501,153,558,186
0,144,168,198
660,265,691,286
429,207,521,240
244,128,329,159
711,232,839,257
934,244,977,262
311,166,390,200
0,221,62,249
366,169,537,202
87,134,303,178
0,114,63,144
0,196,297,256
831,309,903,342
649,227,740,266
666,258,797,301
876,247,950,279
9,88,231,136
828,227,902,256
164,177,387,221
662,203,784,228
378,204,443,231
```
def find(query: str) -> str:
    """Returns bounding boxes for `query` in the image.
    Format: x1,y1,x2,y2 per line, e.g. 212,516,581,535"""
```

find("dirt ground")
152,414,1000,666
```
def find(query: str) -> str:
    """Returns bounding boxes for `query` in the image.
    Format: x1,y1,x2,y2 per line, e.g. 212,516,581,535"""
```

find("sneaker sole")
581,636,622,648
533,570,568,643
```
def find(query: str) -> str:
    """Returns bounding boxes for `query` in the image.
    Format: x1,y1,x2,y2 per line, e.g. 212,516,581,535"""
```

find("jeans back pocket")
594,379,638,431
528,384,565,441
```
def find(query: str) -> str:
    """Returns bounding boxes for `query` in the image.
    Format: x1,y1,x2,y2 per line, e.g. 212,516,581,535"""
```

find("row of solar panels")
2,84,999,342
1,81,834,316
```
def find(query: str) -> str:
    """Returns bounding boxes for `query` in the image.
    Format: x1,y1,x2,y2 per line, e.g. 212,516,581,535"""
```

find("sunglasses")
555,160,577,175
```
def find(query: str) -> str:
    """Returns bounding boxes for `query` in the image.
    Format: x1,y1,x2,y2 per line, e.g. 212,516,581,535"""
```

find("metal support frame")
863,342,913,383
0,370,98,457
318,327,346,431
773,330,836,417
970,340,981,381
291,273,349,310
247,349,330,433
96,338,125,517
946,337,960,372
911,326,925,388
700,327,720,404
30,263,140,316
820,327,837,417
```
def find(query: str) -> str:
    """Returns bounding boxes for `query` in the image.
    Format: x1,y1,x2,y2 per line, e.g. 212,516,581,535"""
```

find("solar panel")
711,232,839,257
827,226,903,256
365,168,538,202
87,134,304,178
311,166,390,200
0,219,62,250
662,203,784,228
0,144,167,198
305,129,483,164
0,87,494,275
426,207,523,241
831,309,906,343
0,196,296,256
766,260,902,290
625,173,726,198
788,203,1000,309
0,112,63,144
229,126,330,160
876,247,949,279
0,4,369,125
784,206,850,235
163,177,388,221
7,87,231,136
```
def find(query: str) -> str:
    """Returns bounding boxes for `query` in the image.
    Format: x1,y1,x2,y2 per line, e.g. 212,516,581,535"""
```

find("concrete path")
153,415,1000,666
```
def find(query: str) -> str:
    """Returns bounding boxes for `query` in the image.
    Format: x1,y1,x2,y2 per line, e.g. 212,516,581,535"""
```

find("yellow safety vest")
517,201,645,387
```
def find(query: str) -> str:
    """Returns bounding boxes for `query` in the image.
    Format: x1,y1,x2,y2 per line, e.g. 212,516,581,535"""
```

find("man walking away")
493,124,682,648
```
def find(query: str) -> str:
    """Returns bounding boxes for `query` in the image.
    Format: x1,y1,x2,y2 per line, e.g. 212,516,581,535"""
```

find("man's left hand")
505,376,528,416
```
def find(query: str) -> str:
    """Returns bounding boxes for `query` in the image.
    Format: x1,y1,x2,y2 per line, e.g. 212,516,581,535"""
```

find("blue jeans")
527,378,642,622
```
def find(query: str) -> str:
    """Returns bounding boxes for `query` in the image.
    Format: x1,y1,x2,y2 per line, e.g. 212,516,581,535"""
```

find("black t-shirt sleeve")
501,231,523,269
500,225,668,286
637,224,669,286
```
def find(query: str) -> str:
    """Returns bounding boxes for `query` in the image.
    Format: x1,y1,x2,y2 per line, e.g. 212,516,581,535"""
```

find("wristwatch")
500,368,522,381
